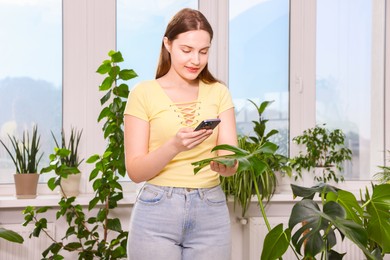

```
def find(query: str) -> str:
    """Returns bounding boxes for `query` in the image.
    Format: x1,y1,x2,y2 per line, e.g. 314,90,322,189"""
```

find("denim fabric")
127,183,231,260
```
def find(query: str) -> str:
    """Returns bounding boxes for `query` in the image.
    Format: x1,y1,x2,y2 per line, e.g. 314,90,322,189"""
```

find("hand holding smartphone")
194,119,221,131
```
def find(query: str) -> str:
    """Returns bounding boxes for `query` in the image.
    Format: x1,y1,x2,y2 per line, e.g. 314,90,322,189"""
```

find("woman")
124,8,238,260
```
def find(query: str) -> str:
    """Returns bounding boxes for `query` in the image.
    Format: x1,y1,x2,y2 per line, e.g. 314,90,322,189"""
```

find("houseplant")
261,182,390,260
218,100,292,217
290,124,352,184
22,50,137,259
0,125,43,198
373,150,390,184
48,127,84,197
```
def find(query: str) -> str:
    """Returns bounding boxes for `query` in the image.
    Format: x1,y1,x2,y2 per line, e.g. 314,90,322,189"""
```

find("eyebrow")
179,44,210,50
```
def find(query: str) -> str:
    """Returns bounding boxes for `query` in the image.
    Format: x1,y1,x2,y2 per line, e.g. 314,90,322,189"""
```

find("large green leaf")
327,190,364,225
366,184,390,253
0,228,24,243
331,217,374,259
291,183,339,199
261,223,290,260
289,200,344,257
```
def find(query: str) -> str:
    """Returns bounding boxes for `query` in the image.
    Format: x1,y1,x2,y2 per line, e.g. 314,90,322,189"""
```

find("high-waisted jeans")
127,183,231,260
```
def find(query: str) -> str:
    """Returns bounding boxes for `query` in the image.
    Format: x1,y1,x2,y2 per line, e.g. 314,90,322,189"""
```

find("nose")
191,52,200,65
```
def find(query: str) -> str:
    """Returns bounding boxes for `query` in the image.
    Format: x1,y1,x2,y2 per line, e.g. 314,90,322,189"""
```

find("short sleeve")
124,83,149,121
217,83,235,114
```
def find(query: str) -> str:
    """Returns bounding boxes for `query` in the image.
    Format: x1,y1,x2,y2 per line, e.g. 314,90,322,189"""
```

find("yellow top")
124,80,234,188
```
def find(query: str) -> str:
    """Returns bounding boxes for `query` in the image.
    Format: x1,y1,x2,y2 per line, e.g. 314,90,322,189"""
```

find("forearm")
126,138,179,183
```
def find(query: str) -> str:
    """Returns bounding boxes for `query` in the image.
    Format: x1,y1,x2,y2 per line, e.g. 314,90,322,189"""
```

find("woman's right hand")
172,127,213,151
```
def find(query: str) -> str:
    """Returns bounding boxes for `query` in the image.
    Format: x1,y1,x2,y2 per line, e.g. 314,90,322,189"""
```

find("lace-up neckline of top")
172,101,201,127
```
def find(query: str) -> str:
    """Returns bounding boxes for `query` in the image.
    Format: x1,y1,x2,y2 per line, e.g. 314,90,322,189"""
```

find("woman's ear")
163,37,171,53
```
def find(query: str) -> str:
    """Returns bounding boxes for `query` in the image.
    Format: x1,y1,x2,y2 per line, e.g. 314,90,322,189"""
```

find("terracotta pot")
13,173,39,199
60,174,81,197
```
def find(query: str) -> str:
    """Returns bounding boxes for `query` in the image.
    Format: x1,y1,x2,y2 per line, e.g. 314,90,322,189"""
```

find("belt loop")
167,187,174,198
198,188,204,199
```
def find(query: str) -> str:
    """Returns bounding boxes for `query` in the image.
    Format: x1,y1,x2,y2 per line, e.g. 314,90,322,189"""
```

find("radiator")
0,223,55,260
247,217,368,260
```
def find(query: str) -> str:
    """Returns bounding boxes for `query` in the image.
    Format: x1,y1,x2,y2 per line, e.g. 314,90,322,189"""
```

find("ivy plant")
22,50,137,259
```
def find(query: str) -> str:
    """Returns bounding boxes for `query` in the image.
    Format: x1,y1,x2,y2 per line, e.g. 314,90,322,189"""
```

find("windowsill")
0,192,138,209
0,179,373,209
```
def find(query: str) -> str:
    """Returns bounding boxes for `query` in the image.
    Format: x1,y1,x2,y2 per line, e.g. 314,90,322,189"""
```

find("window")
316,0,386,180
229,0,290,156
117,0,198,86
0,0,62,184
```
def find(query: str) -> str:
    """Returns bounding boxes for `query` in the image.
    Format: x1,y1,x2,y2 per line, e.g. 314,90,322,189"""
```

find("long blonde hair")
155,8,219,84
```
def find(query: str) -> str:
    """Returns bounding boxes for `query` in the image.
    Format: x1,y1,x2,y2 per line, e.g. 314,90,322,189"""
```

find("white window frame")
1,0,388,197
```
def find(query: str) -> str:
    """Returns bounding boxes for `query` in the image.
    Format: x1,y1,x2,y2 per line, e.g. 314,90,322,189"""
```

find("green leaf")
119,69,137,80
291,183,339,199
110,51,124,63
96,60,111,74
332,217,373,259
327,190,363,225
211,144,249,156
366,184,390,253
89,197,100,211
107,218,122,232
47,176,59,191
261,224,290,260
115,84,130,98
99,76,114,91
100,90,112,105
288,200,342,257
36,206,51,214
64,242,82,251
86,154,100,163
0,228,24,243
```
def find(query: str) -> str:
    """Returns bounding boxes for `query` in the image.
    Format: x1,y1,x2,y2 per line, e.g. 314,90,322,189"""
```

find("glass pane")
229,0,290,156
0,0,62,183
117,0,198,86
316,0,385,180
116,0,198,181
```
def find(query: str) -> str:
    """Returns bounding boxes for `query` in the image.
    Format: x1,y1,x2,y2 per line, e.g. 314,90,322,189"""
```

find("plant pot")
14,173,39,199
274,171,291,193
60,174,81,197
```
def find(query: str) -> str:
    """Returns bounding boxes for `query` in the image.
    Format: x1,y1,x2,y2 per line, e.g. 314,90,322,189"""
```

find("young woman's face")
165,30,211,81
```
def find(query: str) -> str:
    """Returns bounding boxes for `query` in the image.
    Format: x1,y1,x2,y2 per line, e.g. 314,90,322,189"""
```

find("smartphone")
194,119,221,131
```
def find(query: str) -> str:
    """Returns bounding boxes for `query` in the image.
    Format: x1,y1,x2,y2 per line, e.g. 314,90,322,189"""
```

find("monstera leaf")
366,184,390,253
288,199,372,259
289,200,341,257
291,183,339,199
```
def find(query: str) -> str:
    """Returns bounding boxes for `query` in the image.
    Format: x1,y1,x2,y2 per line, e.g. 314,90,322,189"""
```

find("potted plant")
373,150,390,184
261,182,390,260
0,125,43,199
218,100,292,217
47,127,83,197
22,50,135,259
290,124,352,184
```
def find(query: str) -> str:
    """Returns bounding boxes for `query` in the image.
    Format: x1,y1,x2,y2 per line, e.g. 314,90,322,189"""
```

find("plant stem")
251,171,271,231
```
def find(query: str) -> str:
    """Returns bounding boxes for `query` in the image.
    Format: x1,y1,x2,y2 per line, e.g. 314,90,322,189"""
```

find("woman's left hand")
210,160,238,177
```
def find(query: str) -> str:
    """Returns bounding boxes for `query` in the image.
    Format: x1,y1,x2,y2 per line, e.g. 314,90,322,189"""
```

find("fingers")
210,160,238,176
174,128,213,151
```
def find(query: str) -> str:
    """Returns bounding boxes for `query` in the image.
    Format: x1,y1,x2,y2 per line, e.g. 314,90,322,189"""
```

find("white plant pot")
60,174,81,197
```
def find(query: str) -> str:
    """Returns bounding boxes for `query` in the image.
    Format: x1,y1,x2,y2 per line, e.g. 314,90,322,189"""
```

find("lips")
186,67,200,73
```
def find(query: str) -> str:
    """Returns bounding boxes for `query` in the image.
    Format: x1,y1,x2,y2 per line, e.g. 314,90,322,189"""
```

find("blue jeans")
127,183,231,260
